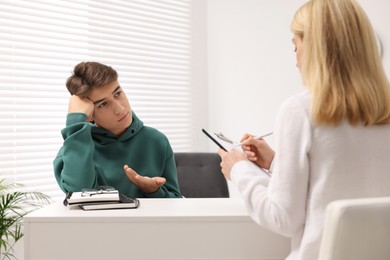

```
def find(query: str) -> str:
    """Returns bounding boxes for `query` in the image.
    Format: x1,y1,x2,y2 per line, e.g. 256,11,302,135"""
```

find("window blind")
0,0,193,201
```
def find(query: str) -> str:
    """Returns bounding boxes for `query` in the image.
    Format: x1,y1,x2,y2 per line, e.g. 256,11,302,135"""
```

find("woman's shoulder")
280,90,311,115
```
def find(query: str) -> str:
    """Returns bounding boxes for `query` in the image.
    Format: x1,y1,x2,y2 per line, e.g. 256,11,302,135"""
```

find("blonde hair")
291,0,390,126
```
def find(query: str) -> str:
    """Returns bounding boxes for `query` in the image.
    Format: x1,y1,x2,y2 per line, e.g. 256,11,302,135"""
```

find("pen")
253,132,273,140
233,132,273,147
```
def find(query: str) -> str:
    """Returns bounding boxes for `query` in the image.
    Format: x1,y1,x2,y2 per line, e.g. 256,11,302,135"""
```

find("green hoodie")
53,112,181,198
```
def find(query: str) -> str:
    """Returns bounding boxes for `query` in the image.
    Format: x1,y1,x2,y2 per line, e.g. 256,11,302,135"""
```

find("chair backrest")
319,197,390,260
174,152,229,198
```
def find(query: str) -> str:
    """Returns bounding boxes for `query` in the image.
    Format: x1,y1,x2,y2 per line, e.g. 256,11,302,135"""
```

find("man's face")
89,80,132,136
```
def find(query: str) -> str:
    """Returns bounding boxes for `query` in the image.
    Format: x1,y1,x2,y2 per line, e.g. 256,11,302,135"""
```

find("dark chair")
174,152,229,198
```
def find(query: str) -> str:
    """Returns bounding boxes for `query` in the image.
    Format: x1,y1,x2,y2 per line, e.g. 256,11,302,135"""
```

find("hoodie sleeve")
143,140,182,198
53,113,98,193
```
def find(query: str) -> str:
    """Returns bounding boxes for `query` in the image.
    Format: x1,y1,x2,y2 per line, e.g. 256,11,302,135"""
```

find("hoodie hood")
91,111,144,145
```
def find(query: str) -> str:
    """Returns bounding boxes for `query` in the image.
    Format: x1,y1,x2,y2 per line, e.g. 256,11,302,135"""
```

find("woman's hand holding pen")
240,133,275,170
218,132,275,180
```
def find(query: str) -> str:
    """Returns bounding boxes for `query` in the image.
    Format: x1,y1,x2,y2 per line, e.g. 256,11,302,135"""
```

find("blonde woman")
218,0,390,259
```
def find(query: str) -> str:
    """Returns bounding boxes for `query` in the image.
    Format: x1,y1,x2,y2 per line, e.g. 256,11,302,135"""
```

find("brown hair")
291,0,390,126
66,62,118,98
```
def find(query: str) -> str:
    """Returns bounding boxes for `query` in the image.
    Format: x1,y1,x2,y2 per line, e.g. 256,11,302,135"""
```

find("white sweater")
230,90,390,260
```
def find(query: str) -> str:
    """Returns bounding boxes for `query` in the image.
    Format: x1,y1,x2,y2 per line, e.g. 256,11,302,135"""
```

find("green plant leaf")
0,178,51,260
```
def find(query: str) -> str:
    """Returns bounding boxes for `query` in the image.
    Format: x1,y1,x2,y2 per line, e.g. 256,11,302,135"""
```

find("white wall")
206,0,390,196
207,0,306,148
191,0,210,151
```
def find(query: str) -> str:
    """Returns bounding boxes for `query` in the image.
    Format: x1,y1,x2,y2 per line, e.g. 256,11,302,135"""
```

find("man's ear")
86,111,94,123
87,114,94,123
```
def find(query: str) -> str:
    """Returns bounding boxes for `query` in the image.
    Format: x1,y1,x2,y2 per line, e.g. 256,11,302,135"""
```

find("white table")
24,198,290,260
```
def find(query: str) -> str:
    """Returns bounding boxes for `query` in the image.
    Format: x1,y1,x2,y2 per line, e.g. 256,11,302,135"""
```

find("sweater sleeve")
53,113,98,193
231,94,312,237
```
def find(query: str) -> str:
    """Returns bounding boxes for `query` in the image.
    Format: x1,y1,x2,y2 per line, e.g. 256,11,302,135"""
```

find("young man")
54,61,182,198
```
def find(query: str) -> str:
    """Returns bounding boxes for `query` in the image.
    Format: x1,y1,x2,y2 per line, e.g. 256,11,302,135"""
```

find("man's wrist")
66,113,88,126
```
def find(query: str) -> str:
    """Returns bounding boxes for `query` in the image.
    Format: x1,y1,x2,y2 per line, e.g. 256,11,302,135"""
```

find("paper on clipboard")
202,129,242,152
202,128,272,177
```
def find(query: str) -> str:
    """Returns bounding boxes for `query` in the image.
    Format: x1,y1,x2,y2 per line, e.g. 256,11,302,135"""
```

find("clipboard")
202,128,240,151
